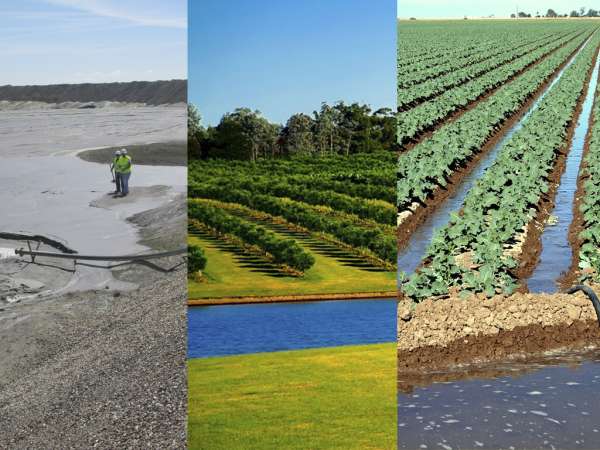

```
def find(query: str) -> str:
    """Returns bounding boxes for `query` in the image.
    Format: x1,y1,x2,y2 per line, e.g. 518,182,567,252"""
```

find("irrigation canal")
188,298,396,357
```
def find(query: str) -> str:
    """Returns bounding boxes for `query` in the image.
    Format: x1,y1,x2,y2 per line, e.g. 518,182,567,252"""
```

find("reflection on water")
398,349,600,449
528,53,600,293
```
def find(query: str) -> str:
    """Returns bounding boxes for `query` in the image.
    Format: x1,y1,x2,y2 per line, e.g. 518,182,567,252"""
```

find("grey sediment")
77,141,186,167
0,196,187,448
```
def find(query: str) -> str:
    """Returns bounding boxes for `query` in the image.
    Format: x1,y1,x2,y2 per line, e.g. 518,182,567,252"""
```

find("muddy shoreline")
77,141,186,167
399,30,589,152
189,291,398,306
397,35,590,252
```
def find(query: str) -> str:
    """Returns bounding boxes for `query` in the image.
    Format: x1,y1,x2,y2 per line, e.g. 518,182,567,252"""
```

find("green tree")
281,113,315,155
188,245,207,275
546,9,558,17
213,108,280,160
188,104,206,160
313,103,339,156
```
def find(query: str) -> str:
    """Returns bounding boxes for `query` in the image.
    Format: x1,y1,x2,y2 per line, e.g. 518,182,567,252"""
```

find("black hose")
566,285,600,327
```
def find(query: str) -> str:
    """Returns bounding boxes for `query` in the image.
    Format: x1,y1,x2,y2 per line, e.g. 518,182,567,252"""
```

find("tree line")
511,7,600,18
188,102,397,161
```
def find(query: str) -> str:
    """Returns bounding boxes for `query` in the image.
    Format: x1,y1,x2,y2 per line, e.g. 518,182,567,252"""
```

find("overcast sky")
398,0,594,18
0,0,186,85
190,0,396,126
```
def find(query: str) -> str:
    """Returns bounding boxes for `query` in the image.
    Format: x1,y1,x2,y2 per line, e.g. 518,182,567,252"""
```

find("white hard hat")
121,148,128,154
115,150,122,156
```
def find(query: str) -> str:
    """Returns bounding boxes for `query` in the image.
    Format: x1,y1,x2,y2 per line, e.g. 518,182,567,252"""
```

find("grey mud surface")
78,142,187,166
0,105,187,447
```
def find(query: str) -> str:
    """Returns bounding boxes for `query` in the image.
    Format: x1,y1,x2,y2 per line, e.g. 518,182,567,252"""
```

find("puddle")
397,37,590,276
188,299,396,358
398,349,600,449
528,52,600,293
0,248,16,260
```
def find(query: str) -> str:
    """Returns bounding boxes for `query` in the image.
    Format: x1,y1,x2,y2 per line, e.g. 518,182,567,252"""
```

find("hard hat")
121,148,128,154
115,150,122,156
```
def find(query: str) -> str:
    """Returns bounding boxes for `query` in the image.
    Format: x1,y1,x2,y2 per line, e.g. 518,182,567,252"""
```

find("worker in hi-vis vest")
116,148,133,197
110,150,122,195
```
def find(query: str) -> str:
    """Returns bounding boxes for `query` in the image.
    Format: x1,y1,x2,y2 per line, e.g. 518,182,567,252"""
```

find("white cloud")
42,0,186,29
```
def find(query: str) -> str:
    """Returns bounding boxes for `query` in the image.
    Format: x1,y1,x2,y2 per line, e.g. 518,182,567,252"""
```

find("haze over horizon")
398,0,597,18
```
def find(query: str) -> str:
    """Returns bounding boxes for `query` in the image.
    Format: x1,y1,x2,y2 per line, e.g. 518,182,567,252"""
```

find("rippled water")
188,299,397,358
398,349,600,449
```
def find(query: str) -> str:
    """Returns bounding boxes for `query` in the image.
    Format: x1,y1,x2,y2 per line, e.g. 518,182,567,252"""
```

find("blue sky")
398,0,593,18
190,0,396,126
0,0,186,85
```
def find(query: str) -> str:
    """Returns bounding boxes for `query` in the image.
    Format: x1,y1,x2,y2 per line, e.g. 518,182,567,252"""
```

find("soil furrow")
397,37,593,253
399,29,591,153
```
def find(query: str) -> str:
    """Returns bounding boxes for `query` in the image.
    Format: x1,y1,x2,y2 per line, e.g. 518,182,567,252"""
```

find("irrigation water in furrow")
528,52,600,293
397,36,592,277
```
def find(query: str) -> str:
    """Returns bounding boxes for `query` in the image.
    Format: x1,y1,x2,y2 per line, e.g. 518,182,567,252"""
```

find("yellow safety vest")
116,155,132,174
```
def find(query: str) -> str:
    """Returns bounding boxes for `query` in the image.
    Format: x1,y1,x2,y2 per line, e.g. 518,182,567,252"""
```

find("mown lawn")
188,343,396,449
188,235,395,299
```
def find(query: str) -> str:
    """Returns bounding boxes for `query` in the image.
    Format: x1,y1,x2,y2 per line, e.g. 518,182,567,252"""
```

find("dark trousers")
115,173,123,193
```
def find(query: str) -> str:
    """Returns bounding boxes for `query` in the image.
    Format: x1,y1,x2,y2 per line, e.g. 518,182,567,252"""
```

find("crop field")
397,20,600,301
188,152,397,299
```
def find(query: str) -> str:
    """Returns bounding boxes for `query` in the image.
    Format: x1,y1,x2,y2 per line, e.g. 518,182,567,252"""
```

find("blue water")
188,299,397,358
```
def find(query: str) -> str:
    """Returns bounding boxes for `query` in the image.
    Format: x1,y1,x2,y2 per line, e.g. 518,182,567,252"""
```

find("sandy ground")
0,196,187,448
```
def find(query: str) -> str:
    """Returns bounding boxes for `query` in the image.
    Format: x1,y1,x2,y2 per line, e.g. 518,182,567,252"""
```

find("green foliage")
189,102,397,161
397,24,595,144
188,244,207,274
397,36,583,210
189,201,315,273
402,30,599,301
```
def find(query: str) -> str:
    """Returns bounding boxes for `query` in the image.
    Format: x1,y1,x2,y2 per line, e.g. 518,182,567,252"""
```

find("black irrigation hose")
14,248,187,261
0,232,77,254
566,285,600,327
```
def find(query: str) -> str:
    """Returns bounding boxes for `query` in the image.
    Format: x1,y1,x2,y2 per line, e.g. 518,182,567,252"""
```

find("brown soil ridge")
518,43,600,287
398,31,579,112
397,35,591,252
399,29,591,153
189,291,398,306
397,290,600,372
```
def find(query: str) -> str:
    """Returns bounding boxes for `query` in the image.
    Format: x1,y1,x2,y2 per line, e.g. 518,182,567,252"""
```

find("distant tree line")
510,7,599,18
188,102,397,161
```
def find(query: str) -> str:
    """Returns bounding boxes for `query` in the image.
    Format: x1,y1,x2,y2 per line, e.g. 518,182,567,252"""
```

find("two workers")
110,149,133,197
